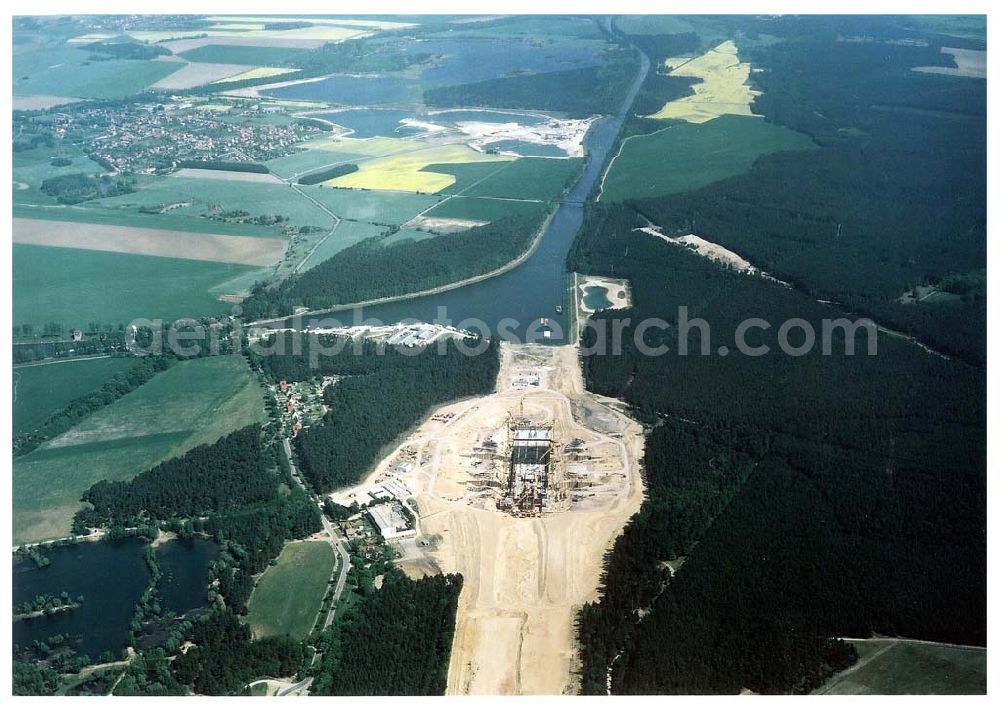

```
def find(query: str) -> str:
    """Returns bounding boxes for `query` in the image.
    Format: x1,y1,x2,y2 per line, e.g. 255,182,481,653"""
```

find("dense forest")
86,40,170,61
240,209,546,319
312,571,462,695
424,49,640,118
569,198,985,692
170,610,303,695
77,426,276,526
252,335,500,492
194,39,430,94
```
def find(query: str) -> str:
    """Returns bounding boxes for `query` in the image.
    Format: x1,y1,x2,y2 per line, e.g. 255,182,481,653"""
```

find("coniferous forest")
313,571,463,695
570,16,985,694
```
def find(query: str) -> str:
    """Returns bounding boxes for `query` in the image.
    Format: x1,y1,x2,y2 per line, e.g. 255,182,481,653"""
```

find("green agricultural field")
179,44,312,67
95,177,336,231
303,186,439,225
424,196,545,222
298,221,386,271
265,146,366,180
246,541,337,641
13,147,108,205
815,639,986,694
458,157,583,200
13,46,181,99
12,355,266,543
600,115,815,202
13,357,134,436
423,161,512,194
13,244,255,327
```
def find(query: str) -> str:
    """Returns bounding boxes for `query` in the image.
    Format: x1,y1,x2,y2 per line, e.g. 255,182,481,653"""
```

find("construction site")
342,343,645,694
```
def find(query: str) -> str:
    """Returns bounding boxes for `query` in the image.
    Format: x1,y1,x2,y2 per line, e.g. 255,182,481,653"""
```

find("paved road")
281,438,351,629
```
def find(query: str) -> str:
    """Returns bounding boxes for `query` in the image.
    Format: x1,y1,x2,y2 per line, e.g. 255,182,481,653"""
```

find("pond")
156,537,217,615
432,109,551,125
582,285,613,311
13,537,218,661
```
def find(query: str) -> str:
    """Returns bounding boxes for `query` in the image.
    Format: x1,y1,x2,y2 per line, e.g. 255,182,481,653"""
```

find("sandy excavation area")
13,218,286,266
342,344,645,694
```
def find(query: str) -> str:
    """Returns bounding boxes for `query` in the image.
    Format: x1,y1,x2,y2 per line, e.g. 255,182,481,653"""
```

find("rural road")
281,438,351,629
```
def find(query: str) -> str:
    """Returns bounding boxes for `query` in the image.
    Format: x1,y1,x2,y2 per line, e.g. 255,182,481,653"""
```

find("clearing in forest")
647,40,762,123
814,638,986,694
246,540,337,640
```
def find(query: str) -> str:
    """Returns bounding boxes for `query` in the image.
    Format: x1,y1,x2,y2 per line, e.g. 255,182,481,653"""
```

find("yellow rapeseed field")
325,144,514,193
648,40,762,124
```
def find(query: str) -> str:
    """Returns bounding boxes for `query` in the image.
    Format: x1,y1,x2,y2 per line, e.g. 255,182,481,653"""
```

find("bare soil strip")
14,217,286,266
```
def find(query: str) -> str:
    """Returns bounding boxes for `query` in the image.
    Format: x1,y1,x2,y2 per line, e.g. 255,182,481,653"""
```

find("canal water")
13,537,217,660
302,48,651,343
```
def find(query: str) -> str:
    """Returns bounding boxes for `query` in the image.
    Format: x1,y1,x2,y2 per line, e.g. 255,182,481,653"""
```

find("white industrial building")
367,503,416,541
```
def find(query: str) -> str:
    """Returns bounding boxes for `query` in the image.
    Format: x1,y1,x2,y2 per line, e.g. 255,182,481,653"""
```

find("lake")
13,537,218,661
299,46,651,343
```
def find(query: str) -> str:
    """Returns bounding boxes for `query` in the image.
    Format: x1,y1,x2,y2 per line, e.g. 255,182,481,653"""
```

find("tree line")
297,164,358,185
15,356,171,456
76,426,277,527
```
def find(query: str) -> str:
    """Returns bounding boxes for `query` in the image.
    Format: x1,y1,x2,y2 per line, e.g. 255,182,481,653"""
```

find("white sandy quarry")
648,39,762,124
913,47,987,79
576,275,632,314
454,117,593,158
637,226,755,272
333,344,645,694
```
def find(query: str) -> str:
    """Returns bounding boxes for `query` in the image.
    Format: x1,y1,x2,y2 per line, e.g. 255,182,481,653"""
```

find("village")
16,98,322,174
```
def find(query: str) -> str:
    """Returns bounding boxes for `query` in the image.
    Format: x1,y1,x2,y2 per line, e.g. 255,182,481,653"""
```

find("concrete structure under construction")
499,419,553,516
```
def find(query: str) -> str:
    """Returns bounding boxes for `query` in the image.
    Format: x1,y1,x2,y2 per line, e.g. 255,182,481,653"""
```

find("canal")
302,46,651,343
